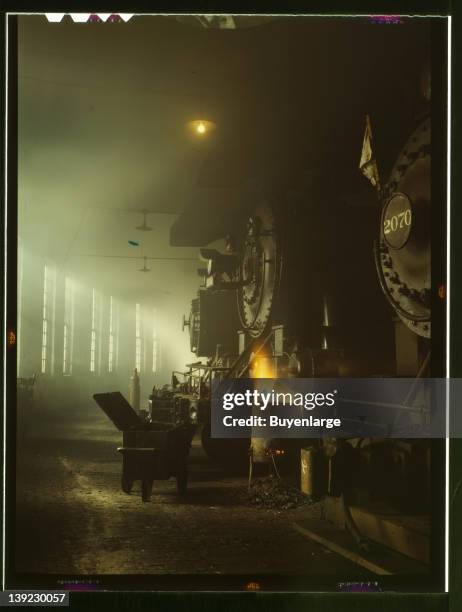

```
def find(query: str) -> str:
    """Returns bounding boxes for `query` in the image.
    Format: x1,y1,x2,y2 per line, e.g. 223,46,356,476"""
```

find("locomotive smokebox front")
376,118,431,338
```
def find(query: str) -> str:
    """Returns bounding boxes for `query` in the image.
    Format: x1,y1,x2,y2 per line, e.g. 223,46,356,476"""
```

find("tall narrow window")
17,239,23,375
40,264,56,374
50,268,57,375
63,277,74,374
97,294,103,375
63,325,68,371
135,303,142,372
90,288,99,373
114,299,119,371
152,308,157,373
143,316,147,372
108,296,114,372
41,265,49,374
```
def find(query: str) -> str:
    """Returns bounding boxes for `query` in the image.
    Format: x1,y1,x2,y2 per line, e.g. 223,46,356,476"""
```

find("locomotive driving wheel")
237,202,282,338
376,117,431,338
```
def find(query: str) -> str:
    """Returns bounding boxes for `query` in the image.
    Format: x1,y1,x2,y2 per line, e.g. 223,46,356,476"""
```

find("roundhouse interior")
10,13,445,591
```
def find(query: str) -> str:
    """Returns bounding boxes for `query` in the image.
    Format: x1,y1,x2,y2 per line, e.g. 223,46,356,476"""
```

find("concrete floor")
13,405,418,587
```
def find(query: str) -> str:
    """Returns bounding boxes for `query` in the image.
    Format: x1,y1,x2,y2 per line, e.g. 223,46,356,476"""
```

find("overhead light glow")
188,119,216,137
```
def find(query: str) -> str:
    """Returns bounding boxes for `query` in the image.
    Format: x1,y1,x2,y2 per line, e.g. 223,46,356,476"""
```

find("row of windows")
40,266,159,375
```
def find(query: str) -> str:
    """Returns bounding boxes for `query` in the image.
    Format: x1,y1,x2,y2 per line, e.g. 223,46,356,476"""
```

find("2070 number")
383,209,412,234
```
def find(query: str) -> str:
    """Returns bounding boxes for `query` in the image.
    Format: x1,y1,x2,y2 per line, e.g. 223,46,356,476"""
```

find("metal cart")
94,391,196,502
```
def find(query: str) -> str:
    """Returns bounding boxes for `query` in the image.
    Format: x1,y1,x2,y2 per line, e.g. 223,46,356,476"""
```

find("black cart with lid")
94,391,196,502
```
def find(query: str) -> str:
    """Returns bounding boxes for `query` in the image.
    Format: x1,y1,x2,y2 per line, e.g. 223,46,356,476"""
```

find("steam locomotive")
151,18,438,513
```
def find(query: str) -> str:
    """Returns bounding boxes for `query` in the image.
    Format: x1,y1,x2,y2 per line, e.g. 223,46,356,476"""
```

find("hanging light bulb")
187,119,217,137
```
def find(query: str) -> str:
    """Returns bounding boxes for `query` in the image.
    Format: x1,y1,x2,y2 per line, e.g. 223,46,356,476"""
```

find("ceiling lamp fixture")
135,210,153,231
138,256,151,273
188,119,217,137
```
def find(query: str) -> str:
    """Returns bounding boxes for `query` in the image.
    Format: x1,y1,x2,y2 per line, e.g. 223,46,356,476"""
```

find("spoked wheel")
121,473,134,494
237,201,282,339
141,479,153,502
